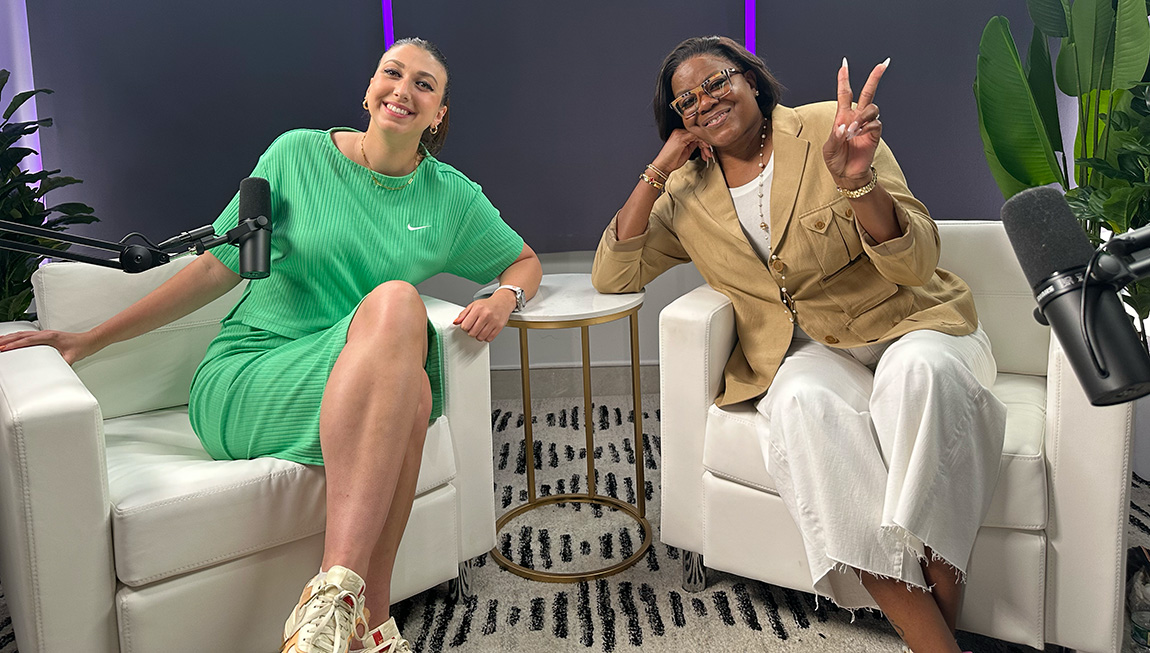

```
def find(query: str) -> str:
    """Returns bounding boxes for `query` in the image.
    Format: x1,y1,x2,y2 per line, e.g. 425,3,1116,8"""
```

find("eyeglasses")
670,68,741,120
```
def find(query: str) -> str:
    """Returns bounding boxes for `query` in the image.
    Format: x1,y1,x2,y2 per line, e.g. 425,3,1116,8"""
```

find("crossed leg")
317,281,433,628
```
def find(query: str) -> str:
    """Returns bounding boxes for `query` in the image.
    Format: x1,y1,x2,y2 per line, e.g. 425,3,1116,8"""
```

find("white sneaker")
350,617,411,653
281,566,368,653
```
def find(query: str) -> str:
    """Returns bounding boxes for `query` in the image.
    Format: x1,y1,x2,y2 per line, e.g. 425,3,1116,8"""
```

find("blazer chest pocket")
799,207,853,276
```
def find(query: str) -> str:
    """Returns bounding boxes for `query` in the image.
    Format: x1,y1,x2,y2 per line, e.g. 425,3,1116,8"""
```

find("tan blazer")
592,101,977,407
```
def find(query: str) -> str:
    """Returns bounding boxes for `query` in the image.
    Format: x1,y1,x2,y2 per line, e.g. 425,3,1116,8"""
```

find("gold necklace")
359,134,417,190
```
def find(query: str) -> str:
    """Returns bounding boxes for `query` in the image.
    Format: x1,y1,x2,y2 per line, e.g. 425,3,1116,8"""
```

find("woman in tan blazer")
592,36,1005,653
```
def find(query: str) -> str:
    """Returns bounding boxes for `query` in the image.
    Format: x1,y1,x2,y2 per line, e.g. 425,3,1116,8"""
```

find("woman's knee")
875,340,969,389
348,282,427,343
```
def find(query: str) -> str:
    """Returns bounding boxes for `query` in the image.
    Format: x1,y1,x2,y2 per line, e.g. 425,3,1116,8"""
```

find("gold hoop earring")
363,99,369,110
430,124,439,135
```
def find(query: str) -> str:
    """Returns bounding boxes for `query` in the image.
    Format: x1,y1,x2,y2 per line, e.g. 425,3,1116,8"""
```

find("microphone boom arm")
0,216,269,274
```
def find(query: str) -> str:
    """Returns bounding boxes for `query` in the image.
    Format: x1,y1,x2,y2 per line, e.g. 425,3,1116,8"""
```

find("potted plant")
0,68,98,321
974,0,1150,326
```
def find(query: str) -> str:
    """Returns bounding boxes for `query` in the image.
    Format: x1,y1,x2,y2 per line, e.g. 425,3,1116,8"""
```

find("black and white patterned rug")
1,394,1148,652
386,394,1146,653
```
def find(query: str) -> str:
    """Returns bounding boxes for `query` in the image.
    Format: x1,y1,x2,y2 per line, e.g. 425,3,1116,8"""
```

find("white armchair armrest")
423,296,497,560
1042,334,1133,652
0,322,119,652
659,284,736,554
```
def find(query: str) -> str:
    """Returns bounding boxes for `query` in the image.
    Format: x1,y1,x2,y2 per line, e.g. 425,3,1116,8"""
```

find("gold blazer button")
815,220,826,230
824,335,839,344
771,260,784,272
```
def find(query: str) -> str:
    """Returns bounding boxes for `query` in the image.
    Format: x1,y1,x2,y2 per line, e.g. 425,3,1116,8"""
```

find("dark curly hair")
379,37,452,156
653,36,784,143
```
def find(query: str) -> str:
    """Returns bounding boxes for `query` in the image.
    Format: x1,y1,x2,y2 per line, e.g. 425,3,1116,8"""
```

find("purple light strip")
745,0,755,54
2,0,41,174
382,0,394,48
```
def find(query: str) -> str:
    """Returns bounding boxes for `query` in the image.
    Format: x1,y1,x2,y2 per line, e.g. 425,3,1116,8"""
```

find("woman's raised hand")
822,57,888,188
0,329,99,365
652,128,715,176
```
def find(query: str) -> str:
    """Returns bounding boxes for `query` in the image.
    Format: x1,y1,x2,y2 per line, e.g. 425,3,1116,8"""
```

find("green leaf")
43,214,97,229
1056,38,1081,95
974,77,1034,198
1112,0,1150,90
1072,0,1117,92
45,202,95,216
0,288,32,321
1027,0,1070,37
31,174,82,198
1101,184,1141,231
1124,279,1150,320
1027,25,1064,153
2,88,52,121
976,17,1064,192
0,70,9,100
0,146,35,173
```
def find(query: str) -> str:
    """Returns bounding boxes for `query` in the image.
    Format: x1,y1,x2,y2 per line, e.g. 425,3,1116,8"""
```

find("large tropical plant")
0,68,98,320
975,0,1150,320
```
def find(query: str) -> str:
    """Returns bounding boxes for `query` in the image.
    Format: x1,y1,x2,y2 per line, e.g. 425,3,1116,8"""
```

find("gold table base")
492,306,651,582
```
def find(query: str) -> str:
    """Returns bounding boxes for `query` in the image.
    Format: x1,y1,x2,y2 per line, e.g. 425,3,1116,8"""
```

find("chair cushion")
106,407,457,587
32,258,247,420
701,372,1047,530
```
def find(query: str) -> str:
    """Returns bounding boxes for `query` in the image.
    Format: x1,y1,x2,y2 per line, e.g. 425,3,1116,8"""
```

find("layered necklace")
359,134,419,190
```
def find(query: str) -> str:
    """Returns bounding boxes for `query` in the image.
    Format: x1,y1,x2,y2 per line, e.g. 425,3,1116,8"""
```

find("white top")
729,153,775,264
476,273,644,322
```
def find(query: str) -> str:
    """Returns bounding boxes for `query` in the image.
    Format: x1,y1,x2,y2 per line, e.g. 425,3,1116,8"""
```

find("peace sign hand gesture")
822,57,888,190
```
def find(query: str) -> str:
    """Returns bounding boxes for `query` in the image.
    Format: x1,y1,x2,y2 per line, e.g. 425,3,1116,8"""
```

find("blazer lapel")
691,157,749,245
769,106,809,251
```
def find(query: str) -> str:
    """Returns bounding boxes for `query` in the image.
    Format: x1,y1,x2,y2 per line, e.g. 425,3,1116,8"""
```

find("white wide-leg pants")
754,326,1006,608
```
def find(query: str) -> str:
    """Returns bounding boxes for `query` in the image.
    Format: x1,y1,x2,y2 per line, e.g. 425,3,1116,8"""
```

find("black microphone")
1001,186,1150,405
237,177,271,279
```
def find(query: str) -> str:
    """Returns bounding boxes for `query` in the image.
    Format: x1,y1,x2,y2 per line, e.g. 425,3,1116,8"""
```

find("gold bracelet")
645,163,669,182
639,173,665,191
836,166,878,199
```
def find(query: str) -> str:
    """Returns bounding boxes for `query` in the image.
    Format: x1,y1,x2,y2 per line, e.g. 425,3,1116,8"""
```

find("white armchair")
0,256,496,653
659,220,1133,653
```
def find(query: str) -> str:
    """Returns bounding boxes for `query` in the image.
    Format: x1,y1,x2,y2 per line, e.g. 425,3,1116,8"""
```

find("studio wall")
28,1,1033,253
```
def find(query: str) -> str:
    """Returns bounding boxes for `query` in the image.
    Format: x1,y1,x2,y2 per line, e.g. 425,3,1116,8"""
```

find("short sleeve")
445,190,525,284
205,137,284,274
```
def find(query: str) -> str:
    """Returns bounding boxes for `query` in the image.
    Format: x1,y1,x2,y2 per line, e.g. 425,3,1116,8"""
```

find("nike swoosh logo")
407,224,431,231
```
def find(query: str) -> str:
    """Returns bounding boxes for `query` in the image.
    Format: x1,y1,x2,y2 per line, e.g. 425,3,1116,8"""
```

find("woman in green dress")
0,37,540,653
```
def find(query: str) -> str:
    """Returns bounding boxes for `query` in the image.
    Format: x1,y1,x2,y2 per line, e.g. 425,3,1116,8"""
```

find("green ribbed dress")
188,128,525,465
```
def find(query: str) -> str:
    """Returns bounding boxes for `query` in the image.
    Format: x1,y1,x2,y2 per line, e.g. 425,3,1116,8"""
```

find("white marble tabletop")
477,273,644,323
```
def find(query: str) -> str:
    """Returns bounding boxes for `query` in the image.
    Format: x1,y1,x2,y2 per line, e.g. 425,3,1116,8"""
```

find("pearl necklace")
756,119,769,237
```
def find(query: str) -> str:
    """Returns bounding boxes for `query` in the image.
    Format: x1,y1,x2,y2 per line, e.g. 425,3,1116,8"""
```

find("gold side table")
484,273,650,582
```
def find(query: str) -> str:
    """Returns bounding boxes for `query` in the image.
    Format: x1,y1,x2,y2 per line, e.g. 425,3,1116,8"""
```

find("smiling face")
670,54,762,150
364,43,448,140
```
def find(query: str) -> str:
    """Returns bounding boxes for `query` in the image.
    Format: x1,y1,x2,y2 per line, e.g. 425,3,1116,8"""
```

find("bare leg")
318,281,430,580
859,571,961,653
921,547,964,635
362,373,431,627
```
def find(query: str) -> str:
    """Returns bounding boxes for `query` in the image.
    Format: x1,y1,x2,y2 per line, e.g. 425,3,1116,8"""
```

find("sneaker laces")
353,633,412,653
297,587,364,652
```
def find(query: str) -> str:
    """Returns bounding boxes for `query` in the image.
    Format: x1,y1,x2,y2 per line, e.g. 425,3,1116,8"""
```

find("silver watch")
496,284,526,312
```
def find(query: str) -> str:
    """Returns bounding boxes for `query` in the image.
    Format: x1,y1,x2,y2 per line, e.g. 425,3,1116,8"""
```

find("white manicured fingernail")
842,57,848,70
881,57,890,68
837,124,846,137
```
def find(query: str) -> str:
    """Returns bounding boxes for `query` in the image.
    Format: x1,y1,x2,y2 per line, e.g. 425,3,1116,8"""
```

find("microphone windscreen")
1000,186,1095,288
238,177,271,222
